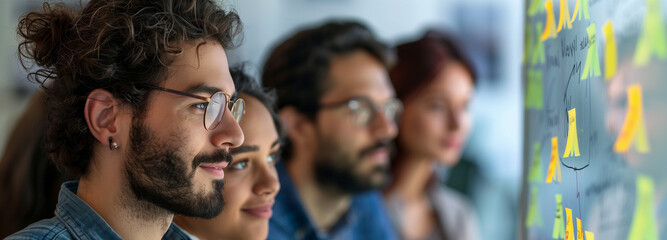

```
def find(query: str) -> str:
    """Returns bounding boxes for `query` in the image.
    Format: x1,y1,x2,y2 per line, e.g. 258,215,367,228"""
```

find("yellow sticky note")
525,70,544,109
581,23,601,80
603,21,618,80
577,218,583,240
628,175,659,240
533,22,546,65
546,137,562,183
529,142,543,182
525,186,543,227
634,0,667,66
528,0,545,16
541,0,557,41
553,194,565,239
614,85,650,153
565,208,574,240
563,108,581,158
585,231,594,240
557,0,573,32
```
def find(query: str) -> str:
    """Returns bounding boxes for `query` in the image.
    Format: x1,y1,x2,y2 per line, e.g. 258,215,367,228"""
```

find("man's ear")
278,107,316,145
84,89,120,149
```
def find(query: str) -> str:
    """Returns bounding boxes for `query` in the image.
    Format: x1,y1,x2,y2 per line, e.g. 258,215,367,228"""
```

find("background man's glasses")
144,85,245,130
319,97,403,127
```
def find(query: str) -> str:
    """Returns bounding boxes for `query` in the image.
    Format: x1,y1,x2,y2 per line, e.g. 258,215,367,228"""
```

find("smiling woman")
173,66,284,240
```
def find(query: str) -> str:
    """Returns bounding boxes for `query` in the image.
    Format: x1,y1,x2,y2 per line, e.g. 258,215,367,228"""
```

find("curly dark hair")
17,0,242,177
261,20,394,162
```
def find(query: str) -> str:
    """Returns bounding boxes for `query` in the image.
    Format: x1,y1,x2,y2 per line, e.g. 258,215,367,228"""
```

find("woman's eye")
230,160,248,170
429,102,444,110
267,152,279,164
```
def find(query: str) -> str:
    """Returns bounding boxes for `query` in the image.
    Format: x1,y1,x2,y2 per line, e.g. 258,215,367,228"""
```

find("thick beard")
123,118,232,219
313,137,390,194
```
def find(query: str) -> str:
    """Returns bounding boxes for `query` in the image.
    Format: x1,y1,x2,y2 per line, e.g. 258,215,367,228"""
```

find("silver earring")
109,136,119,150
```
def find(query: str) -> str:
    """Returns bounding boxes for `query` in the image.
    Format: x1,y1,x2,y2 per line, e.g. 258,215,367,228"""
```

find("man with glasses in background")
262,21,401,240
8,0,244,239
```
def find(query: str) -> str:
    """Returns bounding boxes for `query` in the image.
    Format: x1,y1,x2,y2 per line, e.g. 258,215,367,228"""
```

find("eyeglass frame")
142,84,245,131
318,96,403,127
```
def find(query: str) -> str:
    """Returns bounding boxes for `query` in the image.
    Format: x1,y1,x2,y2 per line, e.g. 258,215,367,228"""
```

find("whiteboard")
520,0,667,239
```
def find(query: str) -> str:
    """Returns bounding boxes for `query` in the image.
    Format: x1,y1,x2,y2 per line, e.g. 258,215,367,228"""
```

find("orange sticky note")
541,0,557,41
585,231,595,240
557,0,573,32
546,137,562,183
577,218,583,240
614,85,650,153
581,23,601,80
525,186,543,227
634,0,667,66
528,142,543,182
563,108,581,158
553,194,565,239
603,21,618,80
565,208,574,240
628,175,659,240
533,22,546,65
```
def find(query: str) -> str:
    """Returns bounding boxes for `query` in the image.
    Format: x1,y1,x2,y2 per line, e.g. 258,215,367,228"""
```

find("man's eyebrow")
231,145,259,155
184,83,223,96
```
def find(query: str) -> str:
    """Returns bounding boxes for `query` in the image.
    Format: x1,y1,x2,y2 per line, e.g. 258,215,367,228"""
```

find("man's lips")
365,148,389,164
241,202,274,219
199,162,229,179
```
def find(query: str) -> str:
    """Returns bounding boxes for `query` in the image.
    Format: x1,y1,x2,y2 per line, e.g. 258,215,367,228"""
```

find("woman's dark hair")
390,30,476,101
17,0,242,177
261,20,393,161
230,65,284,143
0,91,73,238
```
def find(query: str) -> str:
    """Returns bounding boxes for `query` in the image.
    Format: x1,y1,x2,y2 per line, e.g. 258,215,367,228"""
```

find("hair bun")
18,2,76,69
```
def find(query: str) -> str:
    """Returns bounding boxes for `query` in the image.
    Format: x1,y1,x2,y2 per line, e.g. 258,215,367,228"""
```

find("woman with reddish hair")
383,31,480,240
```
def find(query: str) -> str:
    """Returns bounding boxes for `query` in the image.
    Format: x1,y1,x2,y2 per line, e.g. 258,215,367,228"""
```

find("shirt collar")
271,162,359,239
55,181,191,240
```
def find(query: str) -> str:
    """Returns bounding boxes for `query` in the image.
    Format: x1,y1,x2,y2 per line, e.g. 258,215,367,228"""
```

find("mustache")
191,150,234,169
358,140,392,158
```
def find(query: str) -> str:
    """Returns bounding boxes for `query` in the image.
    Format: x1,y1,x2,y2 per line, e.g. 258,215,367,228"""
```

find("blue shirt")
268,162,399,240
6,181,191,240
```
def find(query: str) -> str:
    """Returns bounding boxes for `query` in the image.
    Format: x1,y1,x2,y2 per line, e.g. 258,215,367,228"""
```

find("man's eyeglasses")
319,97,403,127
144,85,245,130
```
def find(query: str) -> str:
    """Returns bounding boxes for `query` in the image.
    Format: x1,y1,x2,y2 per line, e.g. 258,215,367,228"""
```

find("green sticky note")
528,0,545,16
628,175,659,240
524,25,533,64
553,194,565,239
581,23,601,80
634,0,667,66
577,0,590,20
526,186,543,227
532,22,546,66
528,142,543,182
525,70,544,109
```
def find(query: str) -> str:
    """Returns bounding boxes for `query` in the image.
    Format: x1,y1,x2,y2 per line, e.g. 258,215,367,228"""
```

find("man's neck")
77,163,173,239
287,161,351,232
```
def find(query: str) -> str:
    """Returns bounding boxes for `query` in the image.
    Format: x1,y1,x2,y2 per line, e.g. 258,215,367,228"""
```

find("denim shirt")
6,181,191,240
267,162,399,240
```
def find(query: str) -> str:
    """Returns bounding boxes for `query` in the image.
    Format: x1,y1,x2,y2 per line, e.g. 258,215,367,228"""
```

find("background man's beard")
313,138,391,194
123,119,232,219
